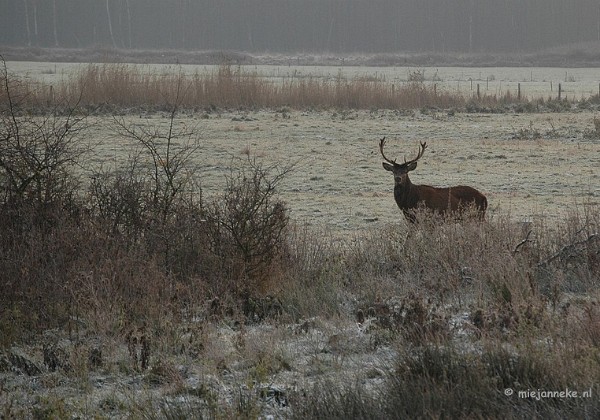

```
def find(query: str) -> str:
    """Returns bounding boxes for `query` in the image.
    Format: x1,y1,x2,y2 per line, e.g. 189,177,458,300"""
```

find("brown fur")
380,138,487,223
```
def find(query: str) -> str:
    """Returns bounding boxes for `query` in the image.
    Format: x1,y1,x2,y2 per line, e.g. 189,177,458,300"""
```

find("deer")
379,137,487,223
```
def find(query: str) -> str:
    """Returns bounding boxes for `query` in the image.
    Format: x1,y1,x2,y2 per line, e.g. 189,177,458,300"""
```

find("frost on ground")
0,314,399,418
90,109,599,234
1,108,598,417
0,295,505,418
2,289,597,417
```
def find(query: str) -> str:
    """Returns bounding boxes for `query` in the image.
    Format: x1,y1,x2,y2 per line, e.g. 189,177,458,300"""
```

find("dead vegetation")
1,58,599,418
7,60,600,114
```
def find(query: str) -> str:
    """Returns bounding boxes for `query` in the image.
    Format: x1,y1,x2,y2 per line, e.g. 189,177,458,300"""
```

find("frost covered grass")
1,59,599,418
1,203,598,418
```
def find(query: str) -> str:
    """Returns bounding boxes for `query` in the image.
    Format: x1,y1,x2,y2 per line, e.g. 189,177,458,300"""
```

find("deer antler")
379,137,397,164
404,141,427,164
381,138,427,165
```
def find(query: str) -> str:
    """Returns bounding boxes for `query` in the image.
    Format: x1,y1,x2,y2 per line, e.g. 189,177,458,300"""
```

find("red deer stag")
380,137,487,223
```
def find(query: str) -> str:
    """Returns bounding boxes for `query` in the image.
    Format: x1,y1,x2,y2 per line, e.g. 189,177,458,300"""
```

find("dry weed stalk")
2,63,525,111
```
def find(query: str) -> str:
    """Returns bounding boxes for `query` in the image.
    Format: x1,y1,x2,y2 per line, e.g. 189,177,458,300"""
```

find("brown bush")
203,158,291,296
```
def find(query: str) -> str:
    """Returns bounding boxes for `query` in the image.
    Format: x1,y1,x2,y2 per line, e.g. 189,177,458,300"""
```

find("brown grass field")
1,62,599,418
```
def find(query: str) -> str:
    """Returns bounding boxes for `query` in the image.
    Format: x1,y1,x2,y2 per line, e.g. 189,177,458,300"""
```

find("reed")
3,63,531,111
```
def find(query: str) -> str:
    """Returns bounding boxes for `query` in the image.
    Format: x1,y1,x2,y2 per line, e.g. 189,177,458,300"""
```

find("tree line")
2,0,600,53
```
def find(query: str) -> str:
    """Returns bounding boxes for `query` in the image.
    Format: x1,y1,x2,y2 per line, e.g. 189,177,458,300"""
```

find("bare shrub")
407,69,426,83
106,91,204,277
203,157,291,297
534,204,600,300
88,156,150,239
0,58,87,220
0,71,297,335
0,69,211,342
0,58,89,338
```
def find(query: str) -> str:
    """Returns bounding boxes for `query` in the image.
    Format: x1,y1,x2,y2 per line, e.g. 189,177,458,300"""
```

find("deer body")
380,138,487,222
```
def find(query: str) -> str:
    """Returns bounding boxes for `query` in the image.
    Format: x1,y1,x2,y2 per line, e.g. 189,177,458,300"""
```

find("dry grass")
1,60,599,418
2,63,552,112
293,341,599,419
2,146,598,418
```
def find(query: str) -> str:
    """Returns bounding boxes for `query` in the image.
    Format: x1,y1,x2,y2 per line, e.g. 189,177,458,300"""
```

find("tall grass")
3,63,541,112
292,344,600,419
72,63,469,110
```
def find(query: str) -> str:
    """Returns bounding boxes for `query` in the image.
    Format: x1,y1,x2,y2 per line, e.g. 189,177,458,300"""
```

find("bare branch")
513,229,533,254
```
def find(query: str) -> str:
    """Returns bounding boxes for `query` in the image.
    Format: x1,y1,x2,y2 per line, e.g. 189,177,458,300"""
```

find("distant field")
4,61,599,234
6,61,600,100
81,109,599,235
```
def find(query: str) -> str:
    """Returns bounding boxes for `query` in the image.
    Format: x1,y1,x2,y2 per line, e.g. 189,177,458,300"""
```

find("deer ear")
382,162,394,171
407,161,418,171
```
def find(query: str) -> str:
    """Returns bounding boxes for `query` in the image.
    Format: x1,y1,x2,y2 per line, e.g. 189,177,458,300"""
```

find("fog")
2,0,600,54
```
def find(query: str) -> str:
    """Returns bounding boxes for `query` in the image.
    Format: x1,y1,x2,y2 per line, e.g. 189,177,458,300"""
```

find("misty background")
1,0,600,54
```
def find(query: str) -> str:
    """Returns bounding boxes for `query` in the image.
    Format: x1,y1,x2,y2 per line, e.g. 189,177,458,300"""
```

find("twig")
538,233,599,267
513,229,533,254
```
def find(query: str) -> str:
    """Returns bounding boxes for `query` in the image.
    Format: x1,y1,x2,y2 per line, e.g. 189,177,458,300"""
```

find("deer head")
380,137,426,185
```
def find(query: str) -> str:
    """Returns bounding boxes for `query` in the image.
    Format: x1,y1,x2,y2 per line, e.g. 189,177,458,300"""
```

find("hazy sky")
2,0,599,54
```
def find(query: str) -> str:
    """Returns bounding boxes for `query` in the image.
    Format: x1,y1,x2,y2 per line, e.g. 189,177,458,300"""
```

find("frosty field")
8,60,600,100
6,61,598,232
88,108,599,234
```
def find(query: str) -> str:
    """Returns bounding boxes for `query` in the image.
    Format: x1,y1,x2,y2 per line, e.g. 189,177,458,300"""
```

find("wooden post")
477,84,480,99
558,83,562,100
518,83,521,100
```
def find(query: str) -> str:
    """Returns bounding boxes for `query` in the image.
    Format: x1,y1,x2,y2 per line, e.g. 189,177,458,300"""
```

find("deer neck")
394,175,418,209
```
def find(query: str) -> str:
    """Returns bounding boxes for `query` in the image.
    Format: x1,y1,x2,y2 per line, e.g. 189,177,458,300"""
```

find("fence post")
518,83,521,100
477,84,480,99
558,83,562,100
